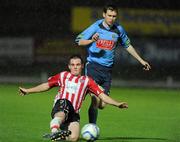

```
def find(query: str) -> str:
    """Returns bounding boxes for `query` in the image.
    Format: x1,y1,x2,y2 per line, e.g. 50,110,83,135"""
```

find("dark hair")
103,4,118,14
68,54,84,64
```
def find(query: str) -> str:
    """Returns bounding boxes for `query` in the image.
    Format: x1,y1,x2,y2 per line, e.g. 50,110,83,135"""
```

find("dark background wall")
0,0,180,86
0,0,179,37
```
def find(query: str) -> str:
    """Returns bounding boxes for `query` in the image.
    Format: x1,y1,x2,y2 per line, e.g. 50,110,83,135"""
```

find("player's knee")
98,102,107,109
98,105,105,109
69,134,79,142
91,96,100,108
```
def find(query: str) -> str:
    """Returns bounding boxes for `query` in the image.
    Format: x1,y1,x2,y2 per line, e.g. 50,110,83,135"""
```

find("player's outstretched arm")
98,93,128,109
126,45,151,71
19,82,50,96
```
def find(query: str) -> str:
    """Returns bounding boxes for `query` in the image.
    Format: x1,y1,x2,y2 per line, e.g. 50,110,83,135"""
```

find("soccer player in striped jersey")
19,54,128,142
75,4,151,124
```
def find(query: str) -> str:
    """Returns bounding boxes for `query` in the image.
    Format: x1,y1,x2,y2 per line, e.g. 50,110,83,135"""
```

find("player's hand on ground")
19,87,28,96
92,33,99,42
118,102,128,109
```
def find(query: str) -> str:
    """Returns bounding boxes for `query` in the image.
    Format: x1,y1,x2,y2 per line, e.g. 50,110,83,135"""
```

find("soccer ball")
81,123,100,141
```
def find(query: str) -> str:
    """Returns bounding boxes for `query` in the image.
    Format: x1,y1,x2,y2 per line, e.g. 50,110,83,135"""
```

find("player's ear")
103,12,106,18
68,64,71,70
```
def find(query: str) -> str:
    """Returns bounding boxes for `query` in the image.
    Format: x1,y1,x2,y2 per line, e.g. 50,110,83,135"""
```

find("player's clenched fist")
19,87,28,96
92,33,99,42
118,102,128,109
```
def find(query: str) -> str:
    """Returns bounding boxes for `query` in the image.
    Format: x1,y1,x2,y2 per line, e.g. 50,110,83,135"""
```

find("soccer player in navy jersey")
75,5,151,124
19,54,128,141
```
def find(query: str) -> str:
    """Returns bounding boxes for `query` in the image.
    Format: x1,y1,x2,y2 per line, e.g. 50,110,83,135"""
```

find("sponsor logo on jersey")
96,39,115,50
66,81,78,94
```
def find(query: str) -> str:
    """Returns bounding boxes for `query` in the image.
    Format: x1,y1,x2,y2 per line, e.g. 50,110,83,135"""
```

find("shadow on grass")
98,136,170,141
78,136,171,142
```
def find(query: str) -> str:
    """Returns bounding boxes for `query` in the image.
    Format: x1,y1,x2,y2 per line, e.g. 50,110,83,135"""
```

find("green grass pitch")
0,84,180,142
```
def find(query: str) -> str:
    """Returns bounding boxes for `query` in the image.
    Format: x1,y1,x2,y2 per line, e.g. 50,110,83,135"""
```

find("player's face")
103,10,117,26
68,58,83,76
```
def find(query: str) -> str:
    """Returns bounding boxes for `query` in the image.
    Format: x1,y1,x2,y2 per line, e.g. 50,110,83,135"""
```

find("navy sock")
88,105,98,124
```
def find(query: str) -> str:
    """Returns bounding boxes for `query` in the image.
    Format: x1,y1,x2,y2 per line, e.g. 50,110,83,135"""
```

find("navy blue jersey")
76,19,131,67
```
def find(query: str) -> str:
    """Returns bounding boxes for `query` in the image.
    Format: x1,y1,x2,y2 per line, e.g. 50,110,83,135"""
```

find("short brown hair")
68,54,84,65
103,4,118,14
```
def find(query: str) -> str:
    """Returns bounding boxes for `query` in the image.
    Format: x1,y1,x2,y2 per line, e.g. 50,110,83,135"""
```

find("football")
81,123,100,141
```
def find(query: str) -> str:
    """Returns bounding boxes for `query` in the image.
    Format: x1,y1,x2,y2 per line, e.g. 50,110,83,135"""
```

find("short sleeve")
87,77,104,96
48,73,60,88
118,26,131,48
75,21,100,44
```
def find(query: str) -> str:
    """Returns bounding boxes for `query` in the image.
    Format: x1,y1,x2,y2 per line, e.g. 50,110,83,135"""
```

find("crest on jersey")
80,79,85,83
112,34,116,39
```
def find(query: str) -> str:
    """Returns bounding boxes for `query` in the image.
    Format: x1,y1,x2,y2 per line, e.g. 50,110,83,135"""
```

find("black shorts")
86,62,112,95
51,99,80,124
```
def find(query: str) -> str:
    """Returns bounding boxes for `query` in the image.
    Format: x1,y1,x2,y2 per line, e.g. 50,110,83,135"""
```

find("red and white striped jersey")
48,71,104,113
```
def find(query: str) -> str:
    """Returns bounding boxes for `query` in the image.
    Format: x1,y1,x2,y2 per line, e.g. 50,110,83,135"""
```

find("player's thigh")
68,121,80,141
86,62,101,84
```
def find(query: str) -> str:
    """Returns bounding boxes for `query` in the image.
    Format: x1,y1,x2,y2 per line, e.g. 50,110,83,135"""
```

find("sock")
88,105,98,124
50,117,62,133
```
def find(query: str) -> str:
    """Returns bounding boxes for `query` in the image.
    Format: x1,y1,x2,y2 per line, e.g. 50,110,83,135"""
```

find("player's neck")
70,72,81,77
103,21,113,29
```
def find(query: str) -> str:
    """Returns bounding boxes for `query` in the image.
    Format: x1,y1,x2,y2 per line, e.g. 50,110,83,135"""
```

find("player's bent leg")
98,100,107,109
50,111,66,133
91,94,100,108
67,121,80,142
88,95,99,124
91,94,107,109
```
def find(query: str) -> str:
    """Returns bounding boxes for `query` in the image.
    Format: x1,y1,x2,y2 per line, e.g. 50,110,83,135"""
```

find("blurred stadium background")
0,0,180,88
